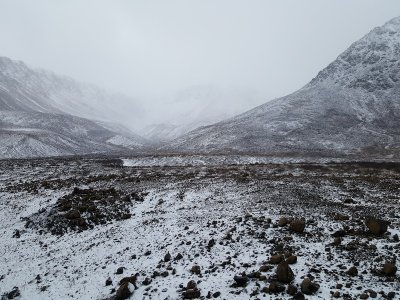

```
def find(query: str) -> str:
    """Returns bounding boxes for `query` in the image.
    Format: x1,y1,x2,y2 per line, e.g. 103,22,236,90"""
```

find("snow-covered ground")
0,156,399,299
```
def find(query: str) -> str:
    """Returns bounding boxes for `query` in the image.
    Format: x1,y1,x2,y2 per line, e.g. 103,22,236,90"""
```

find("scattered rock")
116,267,124,275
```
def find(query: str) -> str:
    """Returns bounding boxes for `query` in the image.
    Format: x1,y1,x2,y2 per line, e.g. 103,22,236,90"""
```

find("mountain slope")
0,110,149,159
0,57,148,158
0,56,144,128
166,17,400,156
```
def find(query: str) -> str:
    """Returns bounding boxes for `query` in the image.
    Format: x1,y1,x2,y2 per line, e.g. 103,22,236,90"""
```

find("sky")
0,0,400,128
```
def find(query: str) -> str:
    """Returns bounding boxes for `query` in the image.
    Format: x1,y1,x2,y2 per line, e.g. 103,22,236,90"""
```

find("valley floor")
0,156,399,299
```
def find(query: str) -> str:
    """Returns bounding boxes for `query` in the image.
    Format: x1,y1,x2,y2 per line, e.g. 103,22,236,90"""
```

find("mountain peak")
309,16,400,92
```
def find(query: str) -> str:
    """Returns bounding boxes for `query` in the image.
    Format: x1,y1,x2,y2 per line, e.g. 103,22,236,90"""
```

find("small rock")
175,253,183,260
182,289,201,299
268,281,285,293
116,267,124,275
233,275,248,287
269,255,283,264
289,219,305,233
365,217,388,235
105,277,112,286
287,284,298,295
276,261,294,283
332,230,346,238
164,252,171,262
383,263,397,276
4,287,20,299
12,230,20,238
119,275,137,288
213,291,221,298
293,292,306,300
115,282,133,300
142,277,152,285
347,266,358,277
207,239,215,250
191,265,201,275
278,217,288,227
187,280,197,290
333,237,342,246
286,255,297,264
259,265,271,272
300,277,319,295
365,289,377,298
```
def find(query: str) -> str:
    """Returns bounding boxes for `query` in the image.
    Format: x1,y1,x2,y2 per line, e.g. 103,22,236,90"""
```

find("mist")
1,0,400,130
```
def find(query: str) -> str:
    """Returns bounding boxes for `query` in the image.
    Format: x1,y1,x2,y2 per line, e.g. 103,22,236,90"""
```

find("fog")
1,0,399,130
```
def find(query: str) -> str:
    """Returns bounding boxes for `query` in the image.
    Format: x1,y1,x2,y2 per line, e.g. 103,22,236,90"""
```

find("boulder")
233,275,248,287
383,263,397,276
270,255,283,264
268,281,285,293
183,289,201,299
276,261,294,283
289,220,306,233
115,282,133,300
365,217,388,235
300,277,319,295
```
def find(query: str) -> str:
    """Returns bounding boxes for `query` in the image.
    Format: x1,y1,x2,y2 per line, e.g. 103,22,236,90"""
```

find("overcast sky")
1,0,400,125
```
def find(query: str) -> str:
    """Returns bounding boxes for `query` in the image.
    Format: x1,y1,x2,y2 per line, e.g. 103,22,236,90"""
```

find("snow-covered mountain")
0,56,145,127
0,57,147,158
142,86,264,143
166,17,400,156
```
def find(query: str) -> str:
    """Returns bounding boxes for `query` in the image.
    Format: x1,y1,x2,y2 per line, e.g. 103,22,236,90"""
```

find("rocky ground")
0,156,399,299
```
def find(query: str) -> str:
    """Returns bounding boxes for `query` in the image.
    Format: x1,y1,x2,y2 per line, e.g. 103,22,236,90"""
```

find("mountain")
0,57,147,158
0,56,145,128
142,85,264,143
165,17,400,157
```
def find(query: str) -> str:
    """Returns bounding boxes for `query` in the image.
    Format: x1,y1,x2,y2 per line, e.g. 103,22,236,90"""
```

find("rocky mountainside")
166,17,400,157
0,57,147,158
0,110,145,159
0,56,144,127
